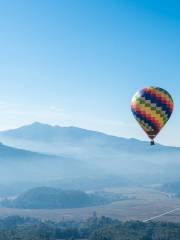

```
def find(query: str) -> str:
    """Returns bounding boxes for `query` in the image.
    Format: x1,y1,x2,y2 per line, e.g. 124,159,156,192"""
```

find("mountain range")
0,122,179,186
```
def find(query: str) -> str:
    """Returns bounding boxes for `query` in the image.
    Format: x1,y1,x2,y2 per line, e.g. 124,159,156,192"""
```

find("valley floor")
0,187,180,222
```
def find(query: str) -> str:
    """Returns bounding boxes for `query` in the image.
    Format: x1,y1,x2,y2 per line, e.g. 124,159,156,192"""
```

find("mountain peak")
29,122,53,128
31,121,46,126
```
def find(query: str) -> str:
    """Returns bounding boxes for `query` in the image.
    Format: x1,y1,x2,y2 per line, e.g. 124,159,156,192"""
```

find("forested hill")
1,187,127,209
2,187,94,209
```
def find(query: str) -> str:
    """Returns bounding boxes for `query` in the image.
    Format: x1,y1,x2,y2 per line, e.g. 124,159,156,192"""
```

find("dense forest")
0,215,180,239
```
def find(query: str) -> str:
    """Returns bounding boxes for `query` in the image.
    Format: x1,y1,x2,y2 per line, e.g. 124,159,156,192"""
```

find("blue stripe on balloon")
140,91,172,118
131,107,159,132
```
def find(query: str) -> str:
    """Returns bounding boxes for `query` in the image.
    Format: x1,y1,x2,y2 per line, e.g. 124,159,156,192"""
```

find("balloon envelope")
131,86,173,142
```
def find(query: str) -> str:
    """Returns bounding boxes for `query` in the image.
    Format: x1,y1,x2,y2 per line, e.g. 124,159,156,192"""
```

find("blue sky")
0,0,180,146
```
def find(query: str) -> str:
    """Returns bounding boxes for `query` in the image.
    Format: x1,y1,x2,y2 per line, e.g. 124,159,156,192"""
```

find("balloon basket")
150,140,155,146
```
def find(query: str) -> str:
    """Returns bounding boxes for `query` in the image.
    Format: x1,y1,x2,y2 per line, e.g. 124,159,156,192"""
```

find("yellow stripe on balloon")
136,96,168,121
136,102,165,128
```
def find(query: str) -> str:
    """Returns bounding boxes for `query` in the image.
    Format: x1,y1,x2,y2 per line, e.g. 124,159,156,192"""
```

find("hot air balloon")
131,86,174,145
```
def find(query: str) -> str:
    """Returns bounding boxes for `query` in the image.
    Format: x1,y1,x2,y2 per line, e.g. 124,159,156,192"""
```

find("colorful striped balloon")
131,86,174,145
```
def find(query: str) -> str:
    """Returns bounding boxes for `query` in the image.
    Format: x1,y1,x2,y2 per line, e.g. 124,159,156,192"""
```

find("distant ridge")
0,122,180,184
0,122,179,152
1,121,118,140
